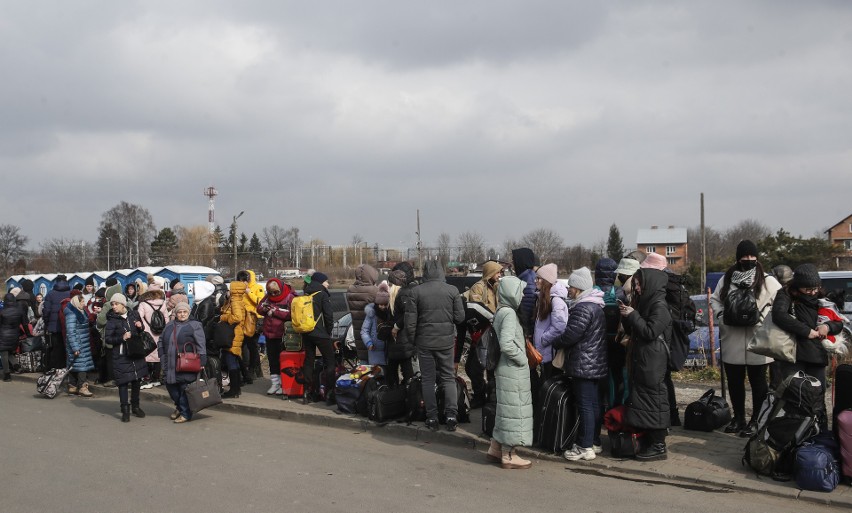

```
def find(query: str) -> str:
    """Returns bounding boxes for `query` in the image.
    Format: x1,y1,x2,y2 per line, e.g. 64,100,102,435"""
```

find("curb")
14,373,852,508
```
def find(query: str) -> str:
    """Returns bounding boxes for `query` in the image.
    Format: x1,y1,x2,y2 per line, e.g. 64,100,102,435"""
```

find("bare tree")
457,231,486,264
437,232,452,267
520,228,564,264
725,219,772,256
559,243,596,272
176,226,215,266
97,202,156,268
0,224,28,275
40,238,89,272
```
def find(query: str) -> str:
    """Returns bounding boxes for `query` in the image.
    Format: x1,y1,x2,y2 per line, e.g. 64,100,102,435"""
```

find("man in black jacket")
405,260,465,431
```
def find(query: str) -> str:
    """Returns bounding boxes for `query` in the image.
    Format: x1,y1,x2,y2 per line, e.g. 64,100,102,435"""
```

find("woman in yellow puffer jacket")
242,270,264,380
220,277,254,398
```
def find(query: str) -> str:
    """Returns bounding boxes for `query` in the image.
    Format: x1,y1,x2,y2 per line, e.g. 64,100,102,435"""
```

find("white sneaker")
151,381,161,387
563,444,596,461
592,444,603,455
140,382,154,390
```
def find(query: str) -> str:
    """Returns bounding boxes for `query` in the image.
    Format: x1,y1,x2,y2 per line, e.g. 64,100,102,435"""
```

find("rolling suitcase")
833,364,852,421
838,410,852,482
537,375,579,454
15,350,44,373
279,351,306,397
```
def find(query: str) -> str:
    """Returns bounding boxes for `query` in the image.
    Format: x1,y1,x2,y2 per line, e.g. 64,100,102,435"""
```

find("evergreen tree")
606,223,625,261
150,227,178,265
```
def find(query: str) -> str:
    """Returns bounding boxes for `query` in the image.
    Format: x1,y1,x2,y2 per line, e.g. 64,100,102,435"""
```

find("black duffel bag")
684,388,732,432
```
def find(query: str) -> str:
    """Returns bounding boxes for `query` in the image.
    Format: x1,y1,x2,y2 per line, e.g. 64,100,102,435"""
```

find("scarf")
730,268,756,288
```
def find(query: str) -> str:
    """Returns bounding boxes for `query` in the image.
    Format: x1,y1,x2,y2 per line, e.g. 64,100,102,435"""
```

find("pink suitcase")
838,409,852,479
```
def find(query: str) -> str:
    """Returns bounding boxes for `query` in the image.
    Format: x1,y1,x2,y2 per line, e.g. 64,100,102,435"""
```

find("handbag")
526,340,542,370
552,348,565,370
683,388,733,432
177,343,202,373
748,310,796,363
186,369,222,414
125,334,147,359
140,331,157,356
174,326,202,373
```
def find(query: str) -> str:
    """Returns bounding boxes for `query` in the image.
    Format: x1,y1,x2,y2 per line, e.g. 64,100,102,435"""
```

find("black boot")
724,416,746,434
222,369,241,398
121,405,131,423
132,404,146,418
636,442,667,461
3,373,11,382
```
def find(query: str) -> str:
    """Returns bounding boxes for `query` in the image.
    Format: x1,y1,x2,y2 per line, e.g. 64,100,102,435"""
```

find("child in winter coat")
361,282,392,367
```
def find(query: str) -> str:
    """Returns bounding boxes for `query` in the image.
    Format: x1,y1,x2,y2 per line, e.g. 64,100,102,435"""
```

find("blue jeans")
166,383,191,420
572,377,602,449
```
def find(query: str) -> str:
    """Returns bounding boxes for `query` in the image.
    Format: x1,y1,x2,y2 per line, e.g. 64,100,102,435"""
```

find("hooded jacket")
533,281,569,364
0,294,24,352
512,248,539,335
492,276,533,448
555,288,608,379
405,261,465,351
463,261,502,314
244,270,264,319
772,289,843,366
220,280,252,356
347,264,379,361
623,269,672,430
389,262,417,360
43,278,71,333
258,278,294,339
64,299,95,372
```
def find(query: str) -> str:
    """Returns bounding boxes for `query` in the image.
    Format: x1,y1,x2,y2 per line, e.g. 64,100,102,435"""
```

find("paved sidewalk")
15,373,852,508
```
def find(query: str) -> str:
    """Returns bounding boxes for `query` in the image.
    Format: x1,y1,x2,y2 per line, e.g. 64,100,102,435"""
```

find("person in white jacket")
710,240,781,437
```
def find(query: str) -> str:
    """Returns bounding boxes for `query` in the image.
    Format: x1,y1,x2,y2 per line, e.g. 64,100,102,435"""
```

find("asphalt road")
0,379,845,513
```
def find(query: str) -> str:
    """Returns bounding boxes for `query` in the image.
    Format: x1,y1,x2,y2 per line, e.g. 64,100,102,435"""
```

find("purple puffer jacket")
533,281,569,364
556,289,608,380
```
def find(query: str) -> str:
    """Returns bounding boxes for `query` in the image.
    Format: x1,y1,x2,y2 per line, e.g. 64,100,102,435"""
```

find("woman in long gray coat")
486,276,533,470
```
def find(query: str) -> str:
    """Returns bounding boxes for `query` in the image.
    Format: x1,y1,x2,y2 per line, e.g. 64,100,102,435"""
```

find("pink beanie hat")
640,252,667,270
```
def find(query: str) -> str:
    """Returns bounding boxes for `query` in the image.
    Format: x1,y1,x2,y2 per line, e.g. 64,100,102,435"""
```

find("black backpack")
724,282,760,326
142,300,166,335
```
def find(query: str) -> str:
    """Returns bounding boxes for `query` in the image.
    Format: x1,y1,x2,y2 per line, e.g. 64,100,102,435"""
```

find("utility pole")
233,211,244,277
416,209,423,270
700,193,706,292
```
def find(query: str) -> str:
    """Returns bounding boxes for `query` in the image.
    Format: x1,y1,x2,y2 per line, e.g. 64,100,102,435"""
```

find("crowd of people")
1,241,847,471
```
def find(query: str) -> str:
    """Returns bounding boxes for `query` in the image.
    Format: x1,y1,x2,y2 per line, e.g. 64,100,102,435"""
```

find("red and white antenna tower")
203,186,218,233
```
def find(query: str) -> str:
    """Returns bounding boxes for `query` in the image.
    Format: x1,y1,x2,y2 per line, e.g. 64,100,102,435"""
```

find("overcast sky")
2,1,850,254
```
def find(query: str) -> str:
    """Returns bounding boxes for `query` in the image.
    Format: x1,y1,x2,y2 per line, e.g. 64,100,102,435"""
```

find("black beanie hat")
105,277,118,287
791,263,821,290
85,276,95,286
72,283,83,291
21,279,34,292
311,272,329,284
735,240,759,261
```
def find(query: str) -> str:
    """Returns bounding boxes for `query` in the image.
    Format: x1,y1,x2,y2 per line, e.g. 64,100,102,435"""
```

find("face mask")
738,260,757,271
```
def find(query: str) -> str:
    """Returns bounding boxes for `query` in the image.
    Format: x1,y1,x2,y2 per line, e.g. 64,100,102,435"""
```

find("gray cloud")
1,1,851,257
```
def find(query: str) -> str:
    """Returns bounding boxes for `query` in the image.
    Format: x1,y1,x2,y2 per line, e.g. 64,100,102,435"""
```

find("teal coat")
492,276,533,448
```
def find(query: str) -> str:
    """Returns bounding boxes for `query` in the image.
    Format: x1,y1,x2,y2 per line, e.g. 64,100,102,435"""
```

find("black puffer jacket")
555,297,607,380
624,269,672,431
405,261,465,351
346,264,379,361
303,281,333,339
772,290,842,366
105,309,149,385
0,294,24,352
389,262,418,360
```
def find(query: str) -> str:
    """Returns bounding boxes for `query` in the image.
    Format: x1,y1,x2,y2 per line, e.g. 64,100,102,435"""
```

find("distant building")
825,213,852,253
825,213,852,268
636,225,688,273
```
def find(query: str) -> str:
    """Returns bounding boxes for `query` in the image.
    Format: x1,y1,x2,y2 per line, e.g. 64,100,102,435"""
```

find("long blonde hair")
389,284,401,315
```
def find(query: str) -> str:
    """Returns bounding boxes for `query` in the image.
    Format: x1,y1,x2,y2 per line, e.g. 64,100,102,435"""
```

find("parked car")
685,294,721,368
